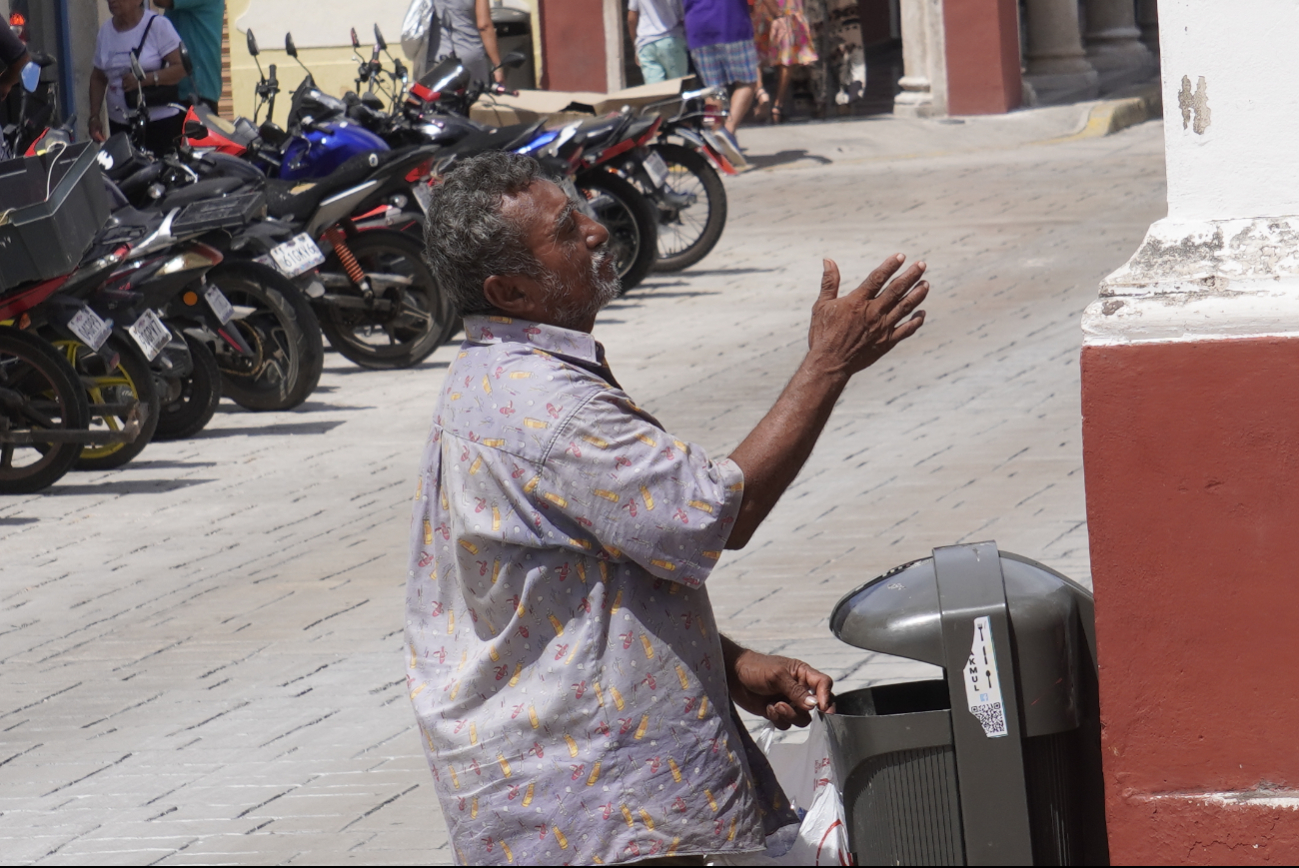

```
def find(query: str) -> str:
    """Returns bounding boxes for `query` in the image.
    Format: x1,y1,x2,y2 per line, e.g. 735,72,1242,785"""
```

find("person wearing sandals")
752,0,818,124
681,0,758,152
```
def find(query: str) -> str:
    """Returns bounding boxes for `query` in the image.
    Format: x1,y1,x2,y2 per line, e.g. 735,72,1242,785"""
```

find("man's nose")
582,214,610,250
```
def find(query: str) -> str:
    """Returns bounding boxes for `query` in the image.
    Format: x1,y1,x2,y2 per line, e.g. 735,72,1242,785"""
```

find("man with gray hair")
406,151,929,864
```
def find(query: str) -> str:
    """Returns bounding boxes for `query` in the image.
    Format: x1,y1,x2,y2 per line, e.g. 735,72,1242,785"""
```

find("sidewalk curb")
1049,83,1164,143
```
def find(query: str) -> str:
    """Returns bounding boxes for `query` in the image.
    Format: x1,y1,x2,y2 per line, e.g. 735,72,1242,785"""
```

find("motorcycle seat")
262,148,404,223
442,119,545,156
158,177,249,211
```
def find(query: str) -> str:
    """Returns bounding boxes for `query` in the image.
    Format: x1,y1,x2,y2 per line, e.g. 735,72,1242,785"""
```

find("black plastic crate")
171,190,267,236
0,142,111,292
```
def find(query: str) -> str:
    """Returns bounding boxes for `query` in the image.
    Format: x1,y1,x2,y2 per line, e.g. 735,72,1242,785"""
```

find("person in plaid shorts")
682,0,758,150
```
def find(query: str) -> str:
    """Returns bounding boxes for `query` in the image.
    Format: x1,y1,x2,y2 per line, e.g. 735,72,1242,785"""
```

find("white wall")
1161,0,1299,222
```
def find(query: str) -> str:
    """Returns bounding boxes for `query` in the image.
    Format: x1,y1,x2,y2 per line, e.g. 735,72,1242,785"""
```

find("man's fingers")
767,700,811,729
888,311,927,344
876,261,927,308
856,253,906,298
882,280,930,329
819,258,841,301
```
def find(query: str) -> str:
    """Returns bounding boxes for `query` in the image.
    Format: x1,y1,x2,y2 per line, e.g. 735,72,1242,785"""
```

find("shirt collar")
464,315,603,366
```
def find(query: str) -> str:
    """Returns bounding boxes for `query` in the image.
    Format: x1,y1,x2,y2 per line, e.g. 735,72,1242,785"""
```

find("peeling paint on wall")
1178,75,1211,134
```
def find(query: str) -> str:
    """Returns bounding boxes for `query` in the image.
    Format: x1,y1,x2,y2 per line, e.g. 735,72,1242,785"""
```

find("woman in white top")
89,0,186,154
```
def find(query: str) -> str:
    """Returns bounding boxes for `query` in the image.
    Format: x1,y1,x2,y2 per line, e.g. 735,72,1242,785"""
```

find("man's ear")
483,273,545,319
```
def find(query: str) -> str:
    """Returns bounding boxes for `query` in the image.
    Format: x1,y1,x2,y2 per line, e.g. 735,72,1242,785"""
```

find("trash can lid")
829,548,1095,666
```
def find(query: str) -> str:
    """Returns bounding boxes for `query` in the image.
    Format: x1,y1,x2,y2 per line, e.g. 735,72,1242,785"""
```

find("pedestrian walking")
681,0,760,150
627,0,689,84
407,151,930,864
89,0,186,153
425,0,505,86
752,0,818,123
151,0,224,112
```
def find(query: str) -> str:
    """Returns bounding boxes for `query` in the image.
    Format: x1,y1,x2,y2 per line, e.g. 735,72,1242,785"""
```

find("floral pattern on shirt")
405,317,792,865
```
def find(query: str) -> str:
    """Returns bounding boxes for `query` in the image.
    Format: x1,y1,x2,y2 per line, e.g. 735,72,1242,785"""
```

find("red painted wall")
942,0,1021,114
1082,337,1299,864
537,0,607,92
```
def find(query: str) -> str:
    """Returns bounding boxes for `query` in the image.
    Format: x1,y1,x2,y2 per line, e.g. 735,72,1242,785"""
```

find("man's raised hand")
809,253,929,377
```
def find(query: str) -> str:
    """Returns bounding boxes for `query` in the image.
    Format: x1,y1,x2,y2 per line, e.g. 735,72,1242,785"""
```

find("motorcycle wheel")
0,327,91,494
153,332,222,441
645,143,728,273
207,260,324,412
54,335,162,472
316,228,456,370
576,168,659,293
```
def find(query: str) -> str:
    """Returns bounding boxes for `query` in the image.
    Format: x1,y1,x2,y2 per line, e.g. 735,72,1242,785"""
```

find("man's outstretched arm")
725,253,930,549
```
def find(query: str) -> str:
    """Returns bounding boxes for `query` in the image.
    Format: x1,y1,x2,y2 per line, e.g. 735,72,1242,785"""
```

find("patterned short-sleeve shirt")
405,317,793,865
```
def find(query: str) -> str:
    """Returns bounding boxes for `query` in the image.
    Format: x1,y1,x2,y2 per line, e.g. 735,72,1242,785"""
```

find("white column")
1085,0,1299,346
1022,0,1098,104
893,0,947,117
1084,0,1155,86
603,0,625,93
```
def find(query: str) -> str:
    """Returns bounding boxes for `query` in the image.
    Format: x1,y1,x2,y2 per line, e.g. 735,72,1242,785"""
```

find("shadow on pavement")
0,517,40,526
323,359,450,376
48,478,215,496
197,420,347,438
743,149,833,170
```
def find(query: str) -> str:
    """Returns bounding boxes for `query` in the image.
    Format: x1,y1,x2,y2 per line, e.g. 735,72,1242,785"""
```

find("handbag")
401,0,434,73
135,13,180,108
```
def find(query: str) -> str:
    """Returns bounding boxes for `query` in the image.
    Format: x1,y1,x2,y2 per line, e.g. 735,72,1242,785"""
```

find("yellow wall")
226,0,540,124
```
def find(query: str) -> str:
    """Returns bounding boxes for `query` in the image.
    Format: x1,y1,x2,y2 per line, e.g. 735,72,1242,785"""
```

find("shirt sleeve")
628,0,641,12
149,15,183,58
538,388,744,586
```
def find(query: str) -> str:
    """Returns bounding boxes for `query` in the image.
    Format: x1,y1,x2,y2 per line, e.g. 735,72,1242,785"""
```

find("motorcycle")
337,44,663,291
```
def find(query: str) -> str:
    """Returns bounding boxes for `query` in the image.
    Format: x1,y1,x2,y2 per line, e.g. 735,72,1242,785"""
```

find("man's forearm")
725,353,847,548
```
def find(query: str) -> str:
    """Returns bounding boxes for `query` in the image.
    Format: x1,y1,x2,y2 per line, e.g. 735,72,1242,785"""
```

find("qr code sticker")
969,701,1008,738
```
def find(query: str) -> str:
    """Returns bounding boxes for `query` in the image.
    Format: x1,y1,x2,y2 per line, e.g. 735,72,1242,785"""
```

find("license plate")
127,309,170,361
412,181,433,215
204,283,235,324
268,233,326,278
67,307,111,352
644,151,670,189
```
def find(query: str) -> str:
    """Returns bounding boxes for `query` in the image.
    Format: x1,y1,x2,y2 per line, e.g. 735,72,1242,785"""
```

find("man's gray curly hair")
423,152,549,318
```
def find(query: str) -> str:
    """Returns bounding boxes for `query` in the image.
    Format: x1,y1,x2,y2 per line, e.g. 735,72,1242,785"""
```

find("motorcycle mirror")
179,43,194,77
20,60,39,93
285,33,298,58
184,120,209,140
501,50,526,70
129,50,146,86
246,28,259,57
373,24,387,52
351,27,360,50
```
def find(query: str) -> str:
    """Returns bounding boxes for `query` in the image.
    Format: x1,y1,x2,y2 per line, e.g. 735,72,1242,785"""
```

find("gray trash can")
826,541,1109,866
492,6,534,91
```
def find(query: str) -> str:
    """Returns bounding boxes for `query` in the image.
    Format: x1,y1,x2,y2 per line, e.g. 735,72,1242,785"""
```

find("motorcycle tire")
55,335,162,472
576,168,659,293
153,332,221,441
208,260,325,412
646,143,728,273
316,228,456,370
0,327,91,494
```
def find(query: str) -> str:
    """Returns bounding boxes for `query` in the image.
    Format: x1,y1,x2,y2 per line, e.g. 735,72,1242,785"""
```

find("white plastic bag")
401,0,432,67
713,714,851,866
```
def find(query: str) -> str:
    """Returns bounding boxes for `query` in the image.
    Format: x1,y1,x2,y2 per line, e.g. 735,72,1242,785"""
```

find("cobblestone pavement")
0,116,1166,864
